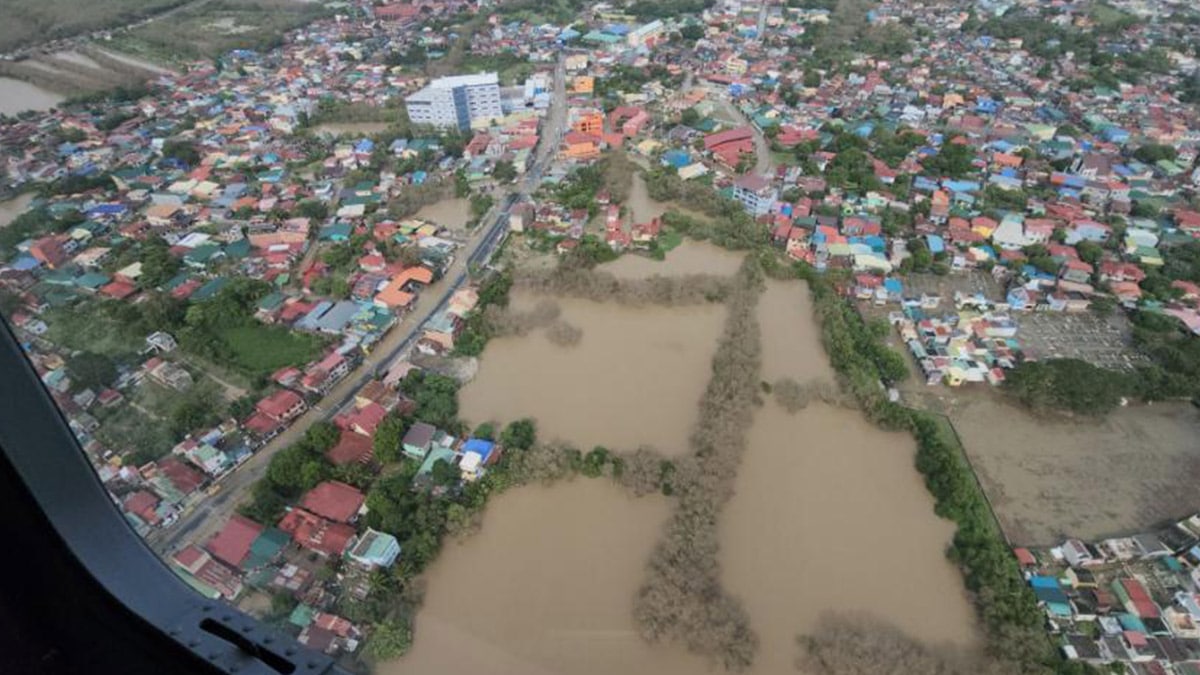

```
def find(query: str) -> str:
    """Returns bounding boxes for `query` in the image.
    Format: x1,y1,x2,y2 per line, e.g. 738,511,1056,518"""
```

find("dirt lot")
931,389,1200,546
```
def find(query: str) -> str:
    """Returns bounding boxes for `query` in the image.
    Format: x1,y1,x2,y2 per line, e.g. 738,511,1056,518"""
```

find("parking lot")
1017,311,1150,372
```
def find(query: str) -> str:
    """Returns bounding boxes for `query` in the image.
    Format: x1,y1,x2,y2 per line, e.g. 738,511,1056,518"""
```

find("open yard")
935,389,1200,546
1017,311,1149,371
218,324,326,377
0,0,186,53
109,0,330,64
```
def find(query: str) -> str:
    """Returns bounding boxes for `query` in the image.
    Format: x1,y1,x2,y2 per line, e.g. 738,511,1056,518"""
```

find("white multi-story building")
405,72,503,131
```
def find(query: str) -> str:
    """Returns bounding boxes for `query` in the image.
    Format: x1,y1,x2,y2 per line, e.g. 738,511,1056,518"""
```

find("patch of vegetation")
1003,359,1131,415
0,0,186,53
216,324,326,376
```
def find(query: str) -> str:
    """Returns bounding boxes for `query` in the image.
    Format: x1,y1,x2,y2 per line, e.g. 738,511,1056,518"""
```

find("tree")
228,395,257,421
139,237,181,288
1004,359,1131,415
678,23,704,42
491,160,517,184
364,618,412,661
1133,143,1177,165
500,418,536,451
472,422,495,440
296,200,329,221
374,413,407,464
1076,240,1104,266
680,107,701,127
67,351,117,391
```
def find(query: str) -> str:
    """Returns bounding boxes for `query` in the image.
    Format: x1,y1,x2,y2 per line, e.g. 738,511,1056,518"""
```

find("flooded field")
415,197,472,233
395,480,706,675
757,279,835,384
601,240,743,279
459,290,725,455
0,194,35,228
722,404,979,673
627,172,667,224
311,121,388,137
949,392,1200,545
0,78,63,115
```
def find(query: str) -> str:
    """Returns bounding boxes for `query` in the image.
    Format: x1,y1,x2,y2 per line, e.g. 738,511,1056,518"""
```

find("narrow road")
146,53,570,558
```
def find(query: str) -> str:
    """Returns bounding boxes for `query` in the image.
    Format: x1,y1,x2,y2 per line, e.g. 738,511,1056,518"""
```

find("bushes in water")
633,257,764,671
515,266,731,306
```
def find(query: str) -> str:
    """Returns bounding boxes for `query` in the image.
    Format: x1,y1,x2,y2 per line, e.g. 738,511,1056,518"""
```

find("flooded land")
431,266,980,674
0,194,35,228
459,290,725,455
949,392,1200,545
395,479,707,675
601,240,744,279
414,197,472,233
757,279,836,384
0,78,63,115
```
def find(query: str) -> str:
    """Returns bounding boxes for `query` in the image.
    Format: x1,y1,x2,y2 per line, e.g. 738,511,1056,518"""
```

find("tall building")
404,72,502,131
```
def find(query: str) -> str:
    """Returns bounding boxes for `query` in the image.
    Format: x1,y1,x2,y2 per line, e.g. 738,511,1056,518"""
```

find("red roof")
206,514,263,568
257,389,303,421
157,456,206,494
278,509,355,557
299,481,365,523
704,126,754,151
124,490,160,524
1013,548,1036,566
327,431,374,466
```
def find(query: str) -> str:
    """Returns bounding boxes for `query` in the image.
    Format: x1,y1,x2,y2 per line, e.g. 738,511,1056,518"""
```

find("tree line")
633,257,765,670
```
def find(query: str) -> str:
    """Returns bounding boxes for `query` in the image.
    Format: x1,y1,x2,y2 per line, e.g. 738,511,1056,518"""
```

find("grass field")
109,0,331,64
0,0,186,53
218,324,327,376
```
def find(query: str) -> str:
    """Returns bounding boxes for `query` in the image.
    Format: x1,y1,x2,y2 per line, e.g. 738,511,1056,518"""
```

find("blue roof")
355,139,375,153
926,234,945,254
662,150,691,169
1030,575,1060,589
462,438,496,462
883,278,903,294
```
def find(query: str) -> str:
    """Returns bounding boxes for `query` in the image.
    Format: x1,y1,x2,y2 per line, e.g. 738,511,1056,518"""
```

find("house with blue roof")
460,438,498,481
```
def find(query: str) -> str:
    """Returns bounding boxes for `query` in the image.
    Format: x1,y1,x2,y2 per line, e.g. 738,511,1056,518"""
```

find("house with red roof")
172,545,243,600
278,508,356,557
205,514,264,569
155,456,207,495
704,126,754,167
299,481,365,524
327,430,374,466
335,401,387,437
123,490,164,526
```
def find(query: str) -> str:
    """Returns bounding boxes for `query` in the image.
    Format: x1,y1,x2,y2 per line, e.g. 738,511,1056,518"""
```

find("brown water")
0,194,34,228
757,279,835,383
627,172,666,224
396,479,708,675
408,273,977,675
0,78,63,115
459,290,724,455
601,240,744,280
415,197,472,232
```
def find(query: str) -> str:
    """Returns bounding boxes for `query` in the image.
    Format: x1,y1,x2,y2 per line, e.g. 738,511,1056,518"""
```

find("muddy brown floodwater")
414,197,472,233
0,78,63,115
458,290,725,455
0,194,35,229
403,268,978,674
395,479,708,675
600,240,744,279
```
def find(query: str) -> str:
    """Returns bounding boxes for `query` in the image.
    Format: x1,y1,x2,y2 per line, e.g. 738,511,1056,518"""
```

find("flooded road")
459,290,724,455
0,194,34,228
601,240,744,279
626,172,666,224
0,78,63,115
395,480,707,675
415,197,472,233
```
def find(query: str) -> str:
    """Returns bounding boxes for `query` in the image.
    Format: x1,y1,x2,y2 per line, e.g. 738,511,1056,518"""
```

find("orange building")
571,111,604,136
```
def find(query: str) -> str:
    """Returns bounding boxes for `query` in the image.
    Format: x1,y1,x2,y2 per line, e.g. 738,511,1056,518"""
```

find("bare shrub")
545,320,583,347
797,613,1016,675
614,446,672,497
484,299,561,337
515,268,731,306
773,378,855,413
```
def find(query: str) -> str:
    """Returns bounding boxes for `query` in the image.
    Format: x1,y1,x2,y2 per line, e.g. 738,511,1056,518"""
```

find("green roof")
289,604,315,628
257,291,286,311
224,238,251,259
244,527,289,570
185,243,222,265
192,276,230,301
76,272,111,290
161,272,193,292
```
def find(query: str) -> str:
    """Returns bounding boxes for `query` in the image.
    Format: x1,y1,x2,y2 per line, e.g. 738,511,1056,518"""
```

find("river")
458,289,725,455
0,194,35,228
0,78,63,115
398,256,978,674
